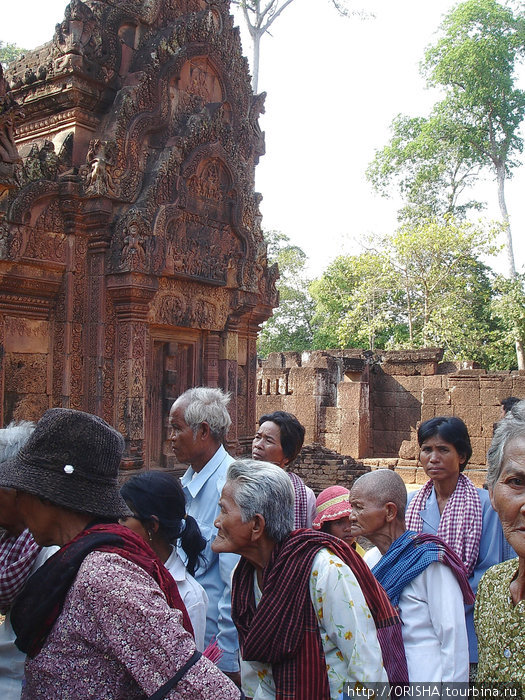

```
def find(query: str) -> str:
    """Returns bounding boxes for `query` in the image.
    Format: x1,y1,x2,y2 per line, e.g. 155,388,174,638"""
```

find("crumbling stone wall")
257,348,525,484
291,444,368,495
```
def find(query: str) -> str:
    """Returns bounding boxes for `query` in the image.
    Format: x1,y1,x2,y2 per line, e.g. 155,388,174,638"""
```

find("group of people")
0,387,522,698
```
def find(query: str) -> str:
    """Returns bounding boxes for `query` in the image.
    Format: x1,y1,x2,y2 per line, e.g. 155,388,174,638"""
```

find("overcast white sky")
3,0,525,277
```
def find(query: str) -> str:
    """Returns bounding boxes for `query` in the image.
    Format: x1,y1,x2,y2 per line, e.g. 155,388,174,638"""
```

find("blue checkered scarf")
372,530,475,609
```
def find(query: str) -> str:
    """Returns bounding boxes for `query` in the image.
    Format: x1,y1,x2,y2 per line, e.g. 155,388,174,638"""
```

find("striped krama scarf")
372,530,475,609
405,474,482,577
232,530,408,699
288,472,309,528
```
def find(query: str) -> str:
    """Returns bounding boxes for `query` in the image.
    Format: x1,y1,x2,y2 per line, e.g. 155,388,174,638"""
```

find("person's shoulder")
481,557,519,583
77,551,156,593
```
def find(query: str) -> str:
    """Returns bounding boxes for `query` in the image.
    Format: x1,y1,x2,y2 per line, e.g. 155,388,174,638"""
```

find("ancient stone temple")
0,0,277,470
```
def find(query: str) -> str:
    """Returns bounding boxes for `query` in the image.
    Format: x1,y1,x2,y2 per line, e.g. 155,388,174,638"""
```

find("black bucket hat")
0,408,131,519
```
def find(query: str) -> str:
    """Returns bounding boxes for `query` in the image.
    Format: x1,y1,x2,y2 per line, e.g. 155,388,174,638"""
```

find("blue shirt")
180,445,240,672
407,486,515,663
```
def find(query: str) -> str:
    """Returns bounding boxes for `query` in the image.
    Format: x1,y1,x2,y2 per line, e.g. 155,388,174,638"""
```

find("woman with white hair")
212,459,408,699
475,401,525,687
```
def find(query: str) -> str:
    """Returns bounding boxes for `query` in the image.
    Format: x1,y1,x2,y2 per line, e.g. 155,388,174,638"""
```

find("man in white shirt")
349,469,473,683
170,387,240,684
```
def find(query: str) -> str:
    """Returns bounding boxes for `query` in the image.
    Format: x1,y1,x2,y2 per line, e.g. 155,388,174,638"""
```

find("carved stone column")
220,322,239,455
107,272,158,469
203,332,220,387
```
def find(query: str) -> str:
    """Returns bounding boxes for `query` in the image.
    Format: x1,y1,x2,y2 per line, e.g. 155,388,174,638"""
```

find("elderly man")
349,469,474,682
213,459,408,699
170,387,240,681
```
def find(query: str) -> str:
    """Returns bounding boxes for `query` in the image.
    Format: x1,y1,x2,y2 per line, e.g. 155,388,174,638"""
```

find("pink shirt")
23,551,239,699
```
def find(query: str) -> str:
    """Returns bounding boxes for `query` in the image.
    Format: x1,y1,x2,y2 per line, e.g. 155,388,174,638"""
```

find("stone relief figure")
188,64,211,102
121,220,147,270
249,92,266,163
0,64,23,192
52,0,103,73
83,139,118,197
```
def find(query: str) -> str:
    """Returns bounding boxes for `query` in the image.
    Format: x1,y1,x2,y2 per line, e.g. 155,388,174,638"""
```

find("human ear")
251,513,266,541
385,502,397,523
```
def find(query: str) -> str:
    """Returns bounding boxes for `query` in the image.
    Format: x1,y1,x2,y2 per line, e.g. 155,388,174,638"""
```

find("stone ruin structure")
0,0,277,471
257,348,525,486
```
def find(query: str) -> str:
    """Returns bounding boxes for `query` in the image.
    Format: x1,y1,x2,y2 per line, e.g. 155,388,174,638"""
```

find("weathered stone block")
423,375,443,388
511,376,525,396
399,437,418,460
452,405,482,437
480,387,507,406
422,387,451,406
395,376,425,393
470,437,487,465
481,406,500,436
449,383,480,406
421,405,436,422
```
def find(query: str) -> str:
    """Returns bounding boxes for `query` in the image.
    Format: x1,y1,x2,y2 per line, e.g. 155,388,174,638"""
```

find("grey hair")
352,469,407,522
0,421,36,465
487,399,525,490
173,387,232,442
226,459,294,542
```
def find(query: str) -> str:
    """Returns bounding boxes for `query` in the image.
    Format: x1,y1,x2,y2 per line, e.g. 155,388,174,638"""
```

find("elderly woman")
406,416,515,664
212,459,408,699
475,401,525,686
0,408,241,700
252,411,315,527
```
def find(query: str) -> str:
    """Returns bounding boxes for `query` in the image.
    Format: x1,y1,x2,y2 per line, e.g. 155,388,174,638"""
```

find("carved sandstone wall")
256,349,525,485
0,0,277,470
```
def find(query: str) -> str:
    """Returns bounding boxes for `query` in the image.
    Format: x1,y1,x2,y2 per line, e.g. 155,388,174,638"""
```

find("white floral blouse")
241,547,387,699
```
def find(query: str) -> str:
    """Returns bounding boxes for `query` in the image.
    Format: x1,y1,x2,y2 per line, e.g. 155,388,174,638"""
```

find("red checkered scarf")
0,529,40,614
232,530,408,700
288,472,309,528
405,473,482,577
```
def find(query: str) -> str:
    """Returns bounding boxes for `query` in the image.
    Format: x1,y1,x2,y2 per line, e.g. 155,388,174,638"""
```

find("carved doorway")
146,331,202,472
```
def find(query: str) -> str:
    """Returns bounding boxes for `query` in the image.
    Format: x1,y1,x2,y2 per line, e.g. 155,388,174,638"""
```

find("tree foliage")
0,41,25,68
257,231,316,357
422,0,525,276
366,112,483,223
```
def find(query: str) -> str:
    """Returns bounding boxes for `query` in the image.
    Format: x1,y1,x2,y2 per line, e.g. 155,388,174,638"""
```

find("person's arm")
309,549,387,689
0,530,40,612
421,562,469,682
77,551,240,699
216,550,241,674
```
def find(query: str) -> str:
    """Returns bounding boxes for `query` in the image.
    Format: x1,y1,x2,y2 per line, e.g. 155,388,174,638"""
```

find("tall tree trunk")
251,29,261,92
496,165,524,369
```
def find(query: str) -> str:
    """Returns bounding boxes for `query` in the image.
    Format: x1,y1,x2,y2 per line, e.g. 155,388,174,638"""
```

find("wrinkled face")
348,485,387,539
0,487,25,535
169,402,199,465
15,492,59,547
326,516,355,545
252,421,287,468
212,481,254,556
419,435,465,485
490,435,525,559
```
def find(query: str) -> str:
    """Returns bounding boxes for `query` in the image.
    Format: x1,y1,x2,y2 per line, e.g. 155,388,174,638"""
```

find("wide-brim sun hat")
312,485,352,530
0,408,131,519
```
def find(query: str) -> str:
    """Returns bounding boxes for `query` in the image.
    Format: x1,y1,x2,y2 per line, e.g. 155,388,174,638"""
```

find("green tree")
383,218,502,365
310,252,405,351
257,231,316,356
366,112,483,224
423,0,525,279
0,41,25,68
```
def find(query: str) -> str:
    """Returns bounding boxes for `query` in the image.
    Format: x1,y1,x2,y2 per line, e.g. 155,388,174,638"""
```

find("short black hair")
258,411,305,463
500,396,520,415
417,416,472,471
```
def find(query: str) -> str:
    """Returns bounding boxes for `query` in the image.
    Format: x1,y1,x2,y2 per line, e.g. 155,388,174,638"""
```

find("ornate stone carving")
0,64,23,194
